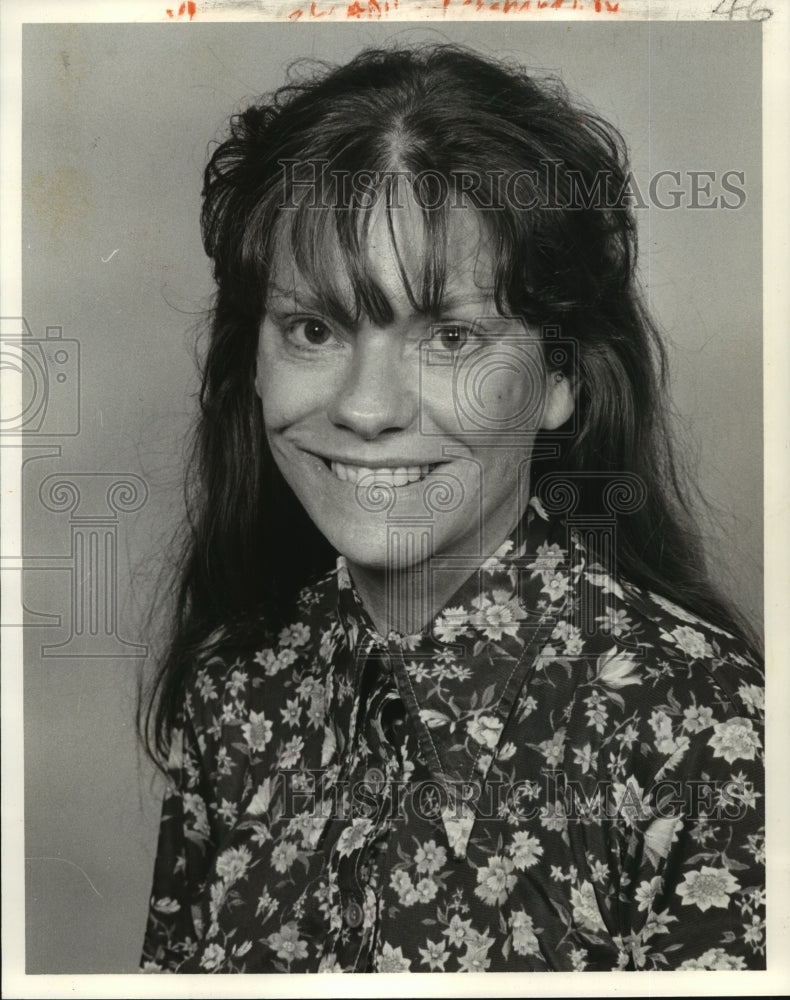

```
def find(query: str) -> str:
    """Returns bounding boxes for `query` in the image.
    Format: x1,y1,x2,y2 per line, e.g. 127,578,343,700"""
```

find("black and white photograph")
2,1,787,995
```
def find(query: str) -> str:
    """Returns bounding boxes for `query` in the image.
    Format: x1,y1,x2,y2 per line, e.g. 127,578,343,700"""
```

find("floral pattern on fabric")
141,503,765,973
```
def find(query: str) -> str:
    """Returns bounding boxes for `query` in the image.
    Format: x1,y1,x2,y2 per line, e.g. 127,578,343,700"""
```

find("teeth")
329,461,436,486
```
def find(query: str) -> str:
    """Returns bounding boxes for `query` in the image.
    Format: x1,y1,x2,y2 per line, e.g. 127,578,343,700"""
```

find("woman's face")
255,196,574,573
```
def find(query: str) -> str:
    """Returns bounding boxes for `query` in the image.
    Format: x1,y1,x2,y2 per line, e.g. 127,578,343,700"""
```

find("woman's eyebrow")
265,286,330,313
265,286,361,330
428,292,499,316
436,294,496,309
264,285,502,325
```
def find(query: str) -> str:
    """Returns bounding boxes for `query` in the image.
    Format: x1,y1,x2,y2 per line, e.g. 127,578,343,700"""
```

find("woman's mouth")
327,459,439,487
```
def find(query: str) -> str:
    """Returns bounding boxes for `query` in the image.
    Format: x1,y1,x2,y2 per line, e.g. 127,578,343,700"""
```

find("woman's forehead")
267,198,498,314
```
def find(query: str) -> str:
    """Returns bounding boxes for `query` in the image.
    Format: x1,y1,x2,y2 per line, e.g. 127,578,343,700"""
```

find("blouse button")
343,900,364,929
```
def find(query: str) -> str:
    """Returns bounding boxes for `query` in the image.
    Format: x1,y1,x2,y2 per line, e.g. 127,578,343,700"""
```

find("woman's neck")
345,514,523,637
346,559,473,637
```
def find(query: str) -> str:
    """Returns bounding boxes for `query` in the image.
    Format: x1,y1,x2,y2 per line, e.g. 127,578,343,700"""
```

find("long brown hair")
141,44,760,765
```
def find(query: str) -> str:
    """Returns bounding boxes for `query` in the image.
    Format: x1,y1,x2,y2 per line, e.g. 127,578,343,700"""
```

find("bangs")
275,177,452,327
259,171,519,326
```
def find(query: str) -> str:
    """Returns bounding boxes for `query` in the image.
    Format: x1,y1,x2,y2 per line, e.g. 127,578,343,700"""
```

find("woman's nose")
327,333,417,440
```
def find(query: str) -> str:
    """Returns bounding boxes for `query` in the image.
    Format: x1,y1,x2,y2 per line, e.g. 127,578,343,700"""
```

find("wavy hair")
141,44,760,764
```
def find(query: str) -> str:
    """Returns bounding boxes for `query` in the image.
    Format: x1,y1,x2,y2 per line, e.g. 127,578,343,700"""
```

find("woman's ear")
541,372,575,431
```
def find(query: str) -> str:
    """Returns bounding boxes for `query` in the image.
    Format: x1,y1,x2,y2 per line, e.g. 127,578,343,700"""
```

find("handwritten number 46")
711,0,772,20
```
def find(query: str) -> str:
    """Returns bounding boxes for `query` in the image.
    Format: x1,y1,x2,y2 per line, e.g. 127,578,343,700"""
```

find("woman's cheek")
420,356,542,439
500,370,543,430
417,367,462,435
258,357,325,429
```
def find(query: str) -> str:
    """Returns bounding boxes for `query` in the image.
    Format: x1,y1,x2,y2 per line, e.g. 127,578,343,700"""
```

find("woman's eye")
300,319,331,345
433,324,470,352
282,317,335,350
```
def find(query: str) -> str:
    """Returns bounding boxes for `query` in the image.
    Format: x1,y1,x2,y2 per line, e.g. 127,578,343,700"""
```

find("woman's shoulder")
608,575,763,720
181,566,340,718
554,569,765,795
538,514,762,705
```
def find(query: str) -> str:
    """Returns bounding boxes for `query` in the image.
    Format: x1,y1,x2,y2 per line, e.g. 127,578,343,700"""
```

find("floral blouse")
141,501,765,973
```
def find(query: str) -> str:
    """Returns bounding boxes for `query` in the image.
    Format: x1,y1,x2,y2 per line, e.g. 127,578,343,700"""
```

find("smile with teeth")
329,460,438,486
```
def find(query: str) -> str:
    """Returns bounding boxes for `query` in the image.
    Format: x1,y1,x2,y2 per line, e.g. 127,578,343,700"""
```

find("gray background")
21,21,762,973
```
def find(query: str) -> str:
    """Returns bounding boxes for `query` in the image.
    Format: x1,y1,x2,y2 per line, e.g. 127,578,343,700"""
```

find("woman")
140,44,764,972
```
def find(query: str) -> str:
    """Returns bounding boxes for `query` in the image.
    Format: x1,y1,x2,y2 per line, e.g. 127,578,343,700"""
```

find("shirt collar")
332,497,570,859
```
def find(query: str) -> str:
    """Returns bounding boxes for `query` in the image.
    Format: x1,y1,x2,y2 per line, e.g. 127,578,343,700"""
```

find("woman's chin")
316,520,439,574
